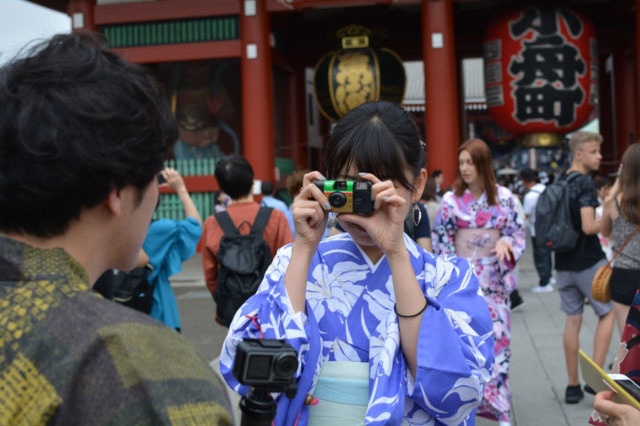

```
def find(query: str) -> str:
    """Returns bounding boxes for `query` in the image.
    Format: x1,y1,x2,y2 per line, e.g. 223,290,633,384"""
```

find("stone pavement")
173,239,621,425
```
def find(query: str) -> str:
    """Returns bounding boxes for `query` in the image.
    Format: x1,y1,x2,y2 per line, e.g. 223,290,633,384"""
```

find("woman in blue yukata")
220,101,495,425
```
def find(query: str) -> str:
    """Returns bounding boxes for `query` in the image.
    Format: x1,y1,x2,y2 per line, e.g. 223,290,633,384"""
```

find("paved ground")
173,238,620,425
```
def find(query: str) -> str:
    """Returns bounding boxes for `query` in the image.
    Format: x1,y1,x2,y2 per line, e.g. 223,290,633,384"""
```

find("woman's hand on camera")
286,171,330,313
341,173,408,256
292,171,331,253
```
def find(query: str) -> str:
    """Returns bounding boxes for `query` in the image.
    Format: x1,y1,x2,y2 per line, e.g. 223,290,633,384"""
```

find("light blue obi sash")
307,361,369,426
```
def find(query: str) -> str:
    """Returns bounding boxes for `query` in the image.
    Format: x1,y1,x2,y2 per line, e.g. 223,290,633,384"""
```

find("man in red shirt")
202,156,293,323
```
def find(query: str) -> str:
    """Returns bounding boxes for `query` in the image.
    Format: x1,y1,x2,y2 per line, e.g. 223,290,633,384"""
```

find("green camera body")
313,180,374,214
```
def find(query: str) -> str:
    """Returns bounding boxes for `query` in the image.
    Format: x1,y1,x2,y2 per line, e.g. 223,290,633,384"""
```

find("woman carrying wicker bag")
600,143,640,334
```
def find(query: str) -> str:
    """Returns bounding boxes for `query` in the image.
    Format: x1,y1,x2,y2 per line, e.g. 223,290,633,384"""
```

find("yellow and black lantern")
313,25,406,121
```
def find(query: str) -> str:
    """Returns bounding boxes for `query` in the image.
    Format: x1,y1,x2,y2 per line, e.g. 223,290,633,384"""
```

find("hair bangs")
327,116,412,189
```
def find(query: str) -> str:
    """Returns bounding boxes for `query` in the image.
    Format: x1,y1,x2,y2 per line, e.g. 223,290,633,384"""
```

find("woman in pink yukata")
433,138,525,426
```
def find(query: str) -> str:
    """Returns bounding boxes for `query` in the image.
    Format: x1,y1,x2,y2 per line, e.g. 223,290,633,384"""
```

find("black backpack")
214,207,273,327
534,172,581,253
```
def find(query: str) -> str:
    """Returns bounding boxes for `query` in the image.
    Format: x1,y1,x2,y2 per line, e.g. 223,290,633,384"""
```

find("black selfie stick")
239,386,277,426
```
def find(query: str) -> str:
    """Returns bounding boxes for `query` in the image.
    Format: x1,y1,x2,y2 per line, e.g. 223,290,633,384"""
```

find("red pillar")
290,65,308,169
422,0,460,186
613,47,637,160
66,0,96,32
240,0,275,183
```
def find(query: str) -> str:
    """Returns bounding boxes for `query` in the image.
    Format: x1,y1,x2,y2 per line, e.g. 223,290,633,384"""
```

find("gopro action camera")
233,339,298,391
313,180,374,214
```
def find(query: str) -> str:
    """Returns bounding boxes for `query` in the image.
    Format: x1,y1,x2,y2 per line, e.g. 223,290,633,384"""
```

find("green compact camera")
313,180,374,214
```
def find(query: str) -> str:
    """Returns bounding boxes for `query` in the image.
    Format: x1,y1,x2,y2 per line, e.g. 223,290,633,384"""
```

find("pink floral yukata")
432,185,525,422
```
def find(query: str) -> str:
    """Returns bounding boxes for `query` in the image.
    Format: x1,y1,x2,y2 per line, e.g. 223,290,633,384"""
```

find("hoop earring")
412,203,421,227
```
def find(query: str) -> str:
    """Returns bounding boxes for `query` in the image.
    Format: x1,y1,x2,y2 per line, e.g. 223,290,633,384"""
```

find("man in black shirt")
556,132,614,404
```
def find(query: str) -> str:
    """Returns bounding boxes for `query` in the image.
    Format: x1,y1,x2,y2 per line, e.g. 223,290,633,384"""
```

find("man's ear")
574,149,582,163
413,168,428,202
104,188,123,217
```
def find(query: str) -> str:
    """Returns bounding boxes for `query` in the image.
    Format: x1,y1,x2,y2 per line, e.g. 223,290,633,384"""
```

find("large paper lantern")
483,7,597,144
314,25,406,121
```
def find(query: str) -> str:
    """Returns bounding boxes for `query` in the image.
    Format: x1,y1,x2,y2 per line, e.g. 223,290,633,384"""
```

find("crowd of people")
1,32,640,426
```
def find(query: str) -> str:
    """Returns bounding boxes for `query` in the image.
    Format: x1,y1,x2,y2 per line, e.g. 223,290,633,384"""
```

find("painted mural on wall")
483,7,597,137
150,60,242,160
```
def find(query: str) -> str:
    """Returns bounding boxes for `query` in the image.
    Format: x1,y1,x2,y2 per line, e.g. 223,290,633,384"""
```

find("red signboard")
483,7,597,134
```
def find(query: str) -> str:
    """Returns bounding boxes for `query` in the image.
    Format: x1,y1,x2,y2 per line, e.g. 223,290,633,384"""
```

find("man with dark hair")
520,168,553,293
556,131,614,404
0,33,232,424
260,181,288,213
202,155,293,324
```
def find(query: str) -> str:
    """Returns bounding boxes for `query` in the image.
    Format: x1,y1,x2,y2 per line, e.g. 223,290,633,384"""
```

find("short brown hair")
452,138,497,205
568,131,602,153
286,169,310,198
421,177,437,202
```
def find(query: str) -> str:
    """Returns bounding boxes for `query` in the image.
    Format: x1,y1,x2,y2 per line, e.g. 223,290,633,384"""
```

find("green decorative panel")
153,157,297,220
275,157,294,176
101,16,239,48
153,158,216,221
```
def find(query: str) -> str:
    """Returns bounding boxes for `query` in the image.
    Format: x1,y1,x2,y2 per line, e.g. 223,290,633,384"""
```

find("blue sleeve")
143,217,202,282
408,254,495,423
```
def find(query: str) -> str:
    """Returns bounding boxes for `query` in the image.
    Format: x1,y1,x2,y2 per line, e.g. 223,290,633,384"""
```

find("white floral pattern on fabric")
220,233,494,425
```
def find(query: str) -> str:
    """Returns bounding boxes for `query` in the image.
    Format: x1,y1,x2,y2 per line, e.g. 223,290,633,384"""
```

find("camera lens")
273,353,298,379
328,192,347,208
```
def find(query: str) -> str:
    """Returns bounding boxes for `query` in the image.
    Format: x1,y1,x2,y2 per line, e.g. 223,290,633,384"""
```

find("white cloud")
0,0,71,65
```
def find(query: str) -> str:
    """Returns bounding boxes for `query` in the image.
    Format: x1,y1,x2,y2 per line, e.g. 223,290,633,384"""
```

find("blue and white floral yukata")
220,232,495,425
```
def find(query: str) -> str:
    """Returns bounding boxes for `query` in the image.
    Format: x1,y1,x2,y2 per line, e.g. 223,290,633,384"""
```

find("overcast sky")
0,0,71,65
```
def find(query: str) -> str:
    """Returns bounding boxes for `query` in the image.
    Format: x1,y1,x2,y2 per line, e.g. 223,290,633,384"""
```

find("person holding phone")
593,391,640,426
432,138,526,426
590,289,640,426
143,167,203,331
220,101,494,425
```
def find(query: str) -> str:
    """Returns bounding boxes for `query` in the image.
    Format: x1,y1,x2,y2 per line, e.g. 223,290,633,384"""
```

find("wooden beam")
26,0,67,13
266,0,420,11
110,40,241,64
159,176,218,193
95,0,240,25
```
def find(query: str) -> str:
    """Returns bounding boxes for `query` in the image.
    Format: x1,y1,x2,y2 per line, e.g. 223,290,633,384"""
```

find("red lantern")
483,7,597,136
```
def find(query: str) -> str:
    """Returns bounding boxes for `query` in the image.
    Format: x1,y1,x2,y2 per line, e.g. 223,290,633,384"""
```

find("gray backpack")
534,172,581,252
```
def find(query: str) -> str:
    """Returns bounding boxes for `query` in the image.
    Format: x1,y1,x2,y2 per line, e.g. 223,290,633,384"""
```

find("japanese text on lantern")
508,9,585,126
484,7,596,133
